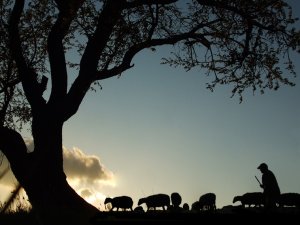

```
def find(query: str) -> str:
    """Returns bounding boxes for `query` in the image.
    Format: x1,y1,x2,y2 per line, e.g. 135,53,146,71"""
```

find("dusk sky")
0,0,299,211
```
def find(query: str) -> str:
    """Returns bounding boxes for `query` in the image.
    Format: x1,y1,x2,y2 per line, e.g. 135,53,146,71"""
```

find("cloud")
63,147,115,185
80,188,93,198
78,187,107,210
0,140,115,187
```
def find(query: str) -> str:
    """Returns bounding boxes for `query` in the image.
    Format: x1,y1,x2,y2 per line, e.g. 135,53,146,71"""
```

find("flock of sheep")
232,192,300,208
103,192,300,212
104,192,215,212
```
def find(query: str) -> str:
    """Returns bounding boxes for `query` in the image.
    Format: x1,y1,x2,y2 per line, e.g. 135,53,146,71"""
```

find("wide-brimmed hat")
257,163,268,170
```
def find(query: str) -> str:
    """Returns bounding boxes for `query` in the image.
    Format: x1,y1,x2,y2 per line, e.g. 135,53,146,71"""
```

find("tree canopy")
1,0,299,130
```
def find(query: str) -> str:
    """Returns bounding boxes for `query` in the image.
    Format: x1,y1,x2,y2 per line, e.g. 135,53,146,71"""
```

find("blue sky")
1,0,299,211
60,45,299,210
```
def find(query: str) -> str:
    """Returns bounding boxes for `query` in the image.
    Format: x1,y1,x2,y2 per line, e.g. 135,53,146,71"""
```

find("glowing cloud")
78,187,107,210
0,140,115,188
63,147,115,185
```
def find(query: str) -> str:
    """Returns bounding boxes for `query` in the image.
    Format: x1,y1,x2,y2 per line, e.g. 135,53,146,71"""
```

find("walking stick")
255,176,262,186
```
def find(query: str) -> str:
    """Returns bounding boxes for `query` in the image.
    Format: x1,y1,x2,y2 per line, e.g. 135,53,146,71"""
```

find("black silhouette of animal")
277,193,300,208
198,193,216,210
133,206,144,212
171,192,182,207
168,192,183,211
138,193,170,211
191,201,201,211
233,192,264,208
182,203,190,211
104,196,133,211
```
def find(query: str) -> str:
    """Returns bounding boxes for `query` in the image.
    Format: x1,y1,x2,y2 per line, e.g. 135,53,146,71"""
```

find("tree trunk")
0,125,99,225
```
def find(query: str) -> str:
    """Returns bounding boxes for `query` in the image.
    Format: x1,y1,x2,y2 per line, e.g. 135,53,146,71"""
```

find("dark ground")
1,207,299,225
90,208,300,225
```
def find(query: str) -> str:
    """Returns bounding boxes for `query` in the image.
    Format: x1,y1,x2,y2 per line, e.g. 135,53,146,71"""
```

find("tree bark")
0,125,99,225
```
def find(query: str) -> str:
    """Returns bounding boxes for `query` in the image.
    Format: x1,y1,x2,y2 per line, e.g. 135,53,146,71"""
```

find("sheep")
133,206,144,212
104,196,133,211
171,192,182,207
191,201,200,211
232,192,264,208
277,193,300,208
168,192,183,211
171,192,182,208
198,193,216,211
138,193,170,211
182,203,190,211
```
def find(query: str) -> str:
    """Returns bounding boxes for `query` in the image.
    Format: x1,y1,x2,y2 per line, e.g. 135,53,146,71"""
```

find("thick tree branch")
48,1,85,106
95,32,211,80
47,16,69,106
0,127,29,185
64,0,125,120
8,0,45,111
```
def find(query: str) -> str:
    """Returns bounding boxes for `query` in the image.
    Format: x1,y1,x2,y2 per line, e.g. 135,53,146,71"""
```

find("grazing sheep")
138,193,170,211
134,206,144,212
198,193,216,211
277,193,300,208
168,192,183,211
171,192,182,207
182,203,190,211
104,196,133,211
233,192,264,208
191,201,200,211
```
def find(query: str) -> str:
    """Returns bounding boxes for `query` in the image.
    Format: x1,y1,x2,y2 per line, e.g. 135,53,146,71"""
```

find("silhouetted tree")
0,0,299,224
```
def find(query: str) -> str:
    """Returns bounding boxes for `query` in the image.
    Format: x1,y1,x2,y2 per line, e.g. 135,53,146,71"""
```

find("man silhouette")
257,163,280,211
